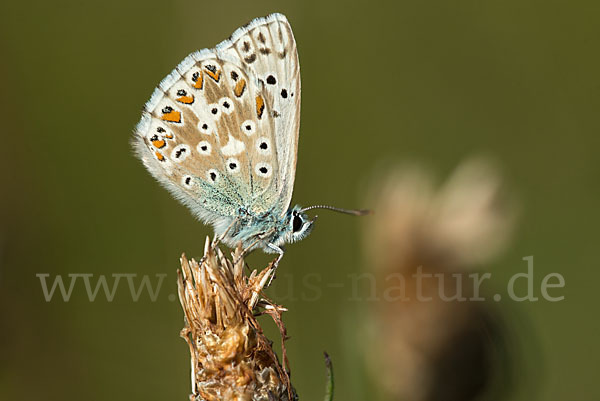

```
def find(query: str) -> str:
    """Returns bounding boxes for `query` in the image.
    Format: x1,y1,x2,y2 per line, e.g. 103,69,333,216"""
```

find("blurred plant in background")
363,158,517,401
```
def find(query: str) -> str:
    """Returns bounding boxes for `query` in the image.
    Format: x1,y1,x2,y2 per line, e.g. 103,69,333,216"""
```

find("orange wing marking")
234,79,246,97
255,95,265,119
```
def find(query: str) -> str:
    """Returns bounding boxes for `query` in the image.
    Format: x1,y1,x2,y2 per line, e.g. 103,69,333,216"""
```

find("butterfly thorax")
216,205,313,253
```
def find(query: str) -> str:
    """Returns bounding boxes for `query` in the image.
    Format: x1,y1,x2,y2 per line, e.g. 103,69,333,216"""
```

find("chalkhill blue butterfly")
133,13,368,268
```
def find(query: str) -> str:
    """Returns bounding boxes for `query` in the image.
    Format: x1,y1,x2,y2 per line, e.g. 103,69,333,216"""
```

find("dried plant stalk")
177,237,294,401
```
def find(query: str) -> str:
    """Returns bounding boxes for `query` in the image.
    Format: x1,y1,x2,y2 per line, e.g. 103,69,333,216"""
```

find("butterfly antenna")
299,205,372,216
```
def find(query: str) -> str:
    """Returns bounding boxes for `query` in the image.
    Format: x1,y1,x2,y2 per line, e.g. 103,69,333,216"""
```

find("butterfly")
133,13,368,267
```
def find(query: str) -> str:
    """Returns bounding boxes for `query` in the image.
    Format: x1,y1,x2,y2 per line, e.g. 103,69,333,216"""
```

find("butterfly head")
283,205,316,244
277,204,371,247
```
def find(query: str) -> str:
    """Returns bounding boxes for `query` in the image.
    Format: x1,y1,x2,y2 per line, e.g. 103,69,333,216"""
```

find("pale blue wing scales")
133,55,248,227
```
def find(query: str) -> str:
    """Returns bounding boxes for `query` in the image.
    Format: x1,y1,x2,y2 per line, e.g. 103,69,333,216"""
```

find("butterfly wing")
216,13,301,216
132,13,300,231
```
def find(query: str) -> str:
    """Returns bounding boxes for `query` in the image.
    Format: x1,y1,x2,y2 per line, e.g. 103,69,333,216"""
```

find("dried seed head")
178,239,294,401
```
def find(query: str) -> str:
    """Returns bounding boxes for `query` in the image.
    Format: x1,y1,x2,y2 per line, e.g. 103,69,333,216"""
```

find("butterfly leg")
196,219,240,269
231,236,262,268
212,217,239,248
266,243,285,287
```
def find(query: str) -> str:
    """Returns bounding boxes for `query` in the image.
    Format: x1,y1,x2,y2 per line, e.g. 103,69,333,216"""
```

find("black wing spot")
223,101,230,109
281,89,288,98
244,54,257,63
175,148,187,158
266,75,276,85
202,123,208,130
259,167,268,174
162,106,173,113
260,142,268,150
185,177,191,185
230,71,239,81
211,107,218,115
259,48,271,55
229,162,237,170
177,89,186,96
210,172,217,181
157,127,166,133
205,64,217,73
192,72,199,82
242,41,250,52
258,32,266,43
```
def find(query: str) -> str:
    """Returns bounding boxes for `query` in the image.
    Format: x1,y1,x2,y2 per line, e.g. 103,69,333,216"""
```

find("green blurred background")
1,0,598,400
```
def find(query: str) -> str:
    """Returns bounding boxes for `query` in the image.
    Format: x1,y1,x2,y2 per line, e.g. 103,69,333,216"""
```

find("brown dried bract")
177,237,295,401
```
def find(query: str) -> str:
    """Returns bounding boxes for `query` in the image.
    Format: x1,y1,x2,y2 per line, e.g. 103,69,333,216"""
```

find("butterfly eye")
292,214,303,232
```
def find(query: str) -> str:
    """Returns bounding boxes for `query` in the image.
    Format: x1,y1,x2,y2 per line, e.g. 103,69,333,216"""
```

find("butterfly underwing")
133,13,311,259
